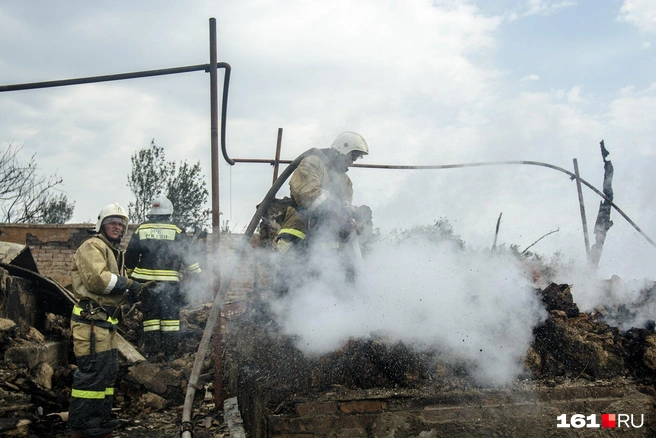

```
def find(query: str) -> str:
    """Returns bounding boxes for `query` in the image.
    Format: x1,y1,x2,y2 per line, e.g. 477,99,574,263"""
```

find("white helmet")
330,131,369,156
149,196,174,216
95,202,129,233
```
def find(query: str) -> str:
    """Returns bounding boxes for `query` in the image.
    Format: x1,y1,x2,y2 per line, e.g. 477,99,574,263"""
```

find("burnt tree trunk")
588,140,614,268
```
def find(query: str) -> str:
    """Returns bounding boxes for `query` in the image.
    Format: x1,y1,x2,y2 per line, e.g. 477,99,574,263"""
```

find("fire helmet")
149,196,174,216
95,202,129,233
330,132,369,156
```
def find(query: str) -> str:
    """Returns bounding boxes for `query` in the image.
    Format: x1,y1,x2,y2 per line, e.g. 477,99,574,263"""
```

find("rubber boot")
71,426,113,438
161,331,179,361
142,330,161,362
101,419,121,429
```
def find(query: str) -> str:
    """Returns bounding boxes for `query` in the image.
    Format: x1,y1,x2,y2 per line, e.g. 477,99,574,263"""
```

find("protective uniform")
277,131,368,251
277,151,354,248
69,202,139,438
125,196,202,360
274,132,368,294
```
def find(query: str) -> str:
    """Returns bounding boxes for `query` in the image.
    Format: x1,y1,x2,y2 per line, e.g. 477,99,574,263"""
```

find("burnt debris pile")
226,281,655,392
224,280,656,435
1,260,655,436
0,304,219,437
530,283,655,383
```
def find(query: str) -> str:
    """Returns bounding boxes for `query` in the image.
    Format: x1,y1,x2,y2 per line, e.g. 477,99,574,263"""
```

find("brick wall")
255,385,656,437
0,223,136,287
0,223,254,305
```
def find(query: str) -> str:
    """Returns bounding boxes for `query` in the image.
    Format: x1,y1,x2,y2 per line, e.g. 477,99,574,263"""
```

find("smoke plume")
554,262,656,331
270,235,547,386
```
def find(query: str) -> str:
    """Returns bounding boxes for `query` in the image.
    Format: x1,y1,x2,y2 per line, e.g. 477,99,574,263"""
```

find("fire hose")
180,148,321,437
180,149,656,437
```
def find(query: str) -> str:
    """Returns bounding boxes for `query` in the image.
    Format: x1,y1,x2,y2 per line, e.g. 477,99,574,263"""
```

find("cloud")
605,84,656,136
0,0,655,283
364,78,656,281
524,0,577,16
520,74,540,82
618,0,656,33
506,0,576,20
566,85,585,103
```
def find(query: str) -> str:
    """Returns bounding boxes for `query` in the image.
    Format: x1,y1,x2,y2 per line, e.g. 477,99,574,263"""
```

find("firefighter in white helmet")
69,202,143,438
274,131,369,294
125,196,202,361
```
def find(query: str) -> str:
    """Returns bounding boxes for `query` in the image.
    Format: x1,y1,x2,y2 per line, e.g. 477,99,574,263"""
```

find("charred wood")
588,140,614,268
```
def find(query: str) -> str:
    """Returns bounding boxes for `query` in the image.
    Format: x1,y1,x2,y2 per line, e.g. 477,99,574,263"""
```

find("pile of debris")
223,281,656,436
530,283,655,383
0,303,228,438
1,258,656,436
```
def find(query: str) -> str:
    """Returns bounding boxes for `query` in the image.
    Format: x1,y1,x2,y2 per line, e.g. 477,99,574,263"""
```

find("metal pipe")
0,58,234,229
0,56,234,206
179,148,320,438
227,158,653,249
0,64,221,92
233,158,290,164
218,66,233,166
272,128,283,185
208,17,225,415
350,160,655,248
210,18,220,236
573,158,590,255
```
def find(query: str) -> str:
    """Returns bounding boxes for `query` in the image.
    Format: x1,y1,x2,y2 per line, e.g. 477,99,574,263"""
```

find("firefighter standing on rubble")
125,196,202,361
274,131,369,294
69,202,144,438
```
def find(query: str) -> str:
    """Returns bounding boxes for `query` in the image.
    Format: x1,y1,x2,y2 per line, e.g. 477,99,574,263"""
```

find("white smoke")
270,235,548,386
554,261,656,331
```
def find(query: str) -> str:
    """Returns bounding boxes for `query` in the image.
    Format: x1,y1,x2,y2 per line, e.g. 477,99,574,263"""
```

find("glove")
336,212,356,241
126,280,143,304
326,204,355,238
311,198,354,233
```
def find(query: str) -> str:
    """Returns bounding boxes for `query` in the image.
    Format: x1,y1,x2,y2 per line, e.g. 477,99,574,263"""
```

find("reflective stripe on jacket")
71,234,129,309
125,220,201,282
279,149,353,240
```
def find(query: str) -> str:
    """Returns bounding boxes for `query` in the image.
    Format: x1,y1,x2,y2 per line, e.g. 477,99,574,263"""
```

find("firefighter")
69,202,144,438
125,196,202,361
274,131,369,294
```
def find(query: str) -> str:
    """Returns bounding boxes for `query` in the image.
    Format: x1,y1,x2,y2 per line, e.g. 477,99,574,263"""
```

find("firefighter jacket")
124,219,202,282
279,148,354,241
71,233,130,309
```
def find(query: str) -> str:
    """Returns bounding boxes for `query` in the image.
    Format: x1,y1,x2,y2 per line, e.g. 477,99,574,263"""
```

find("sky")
1,0,656,283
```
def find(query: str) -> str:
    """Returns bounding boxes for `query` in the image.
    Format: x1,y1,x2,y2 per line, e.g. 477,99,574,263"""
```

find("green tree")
127,140,174,222
0,143,75,223
165,160,210,231
127,140,210,231
39,193,75,224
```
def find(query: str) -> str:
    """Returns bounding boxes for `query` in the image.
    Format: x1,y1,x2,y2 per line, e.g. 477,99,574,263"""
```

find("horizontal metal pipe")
228,157,655,249
0,62,231,92
230,158,286,164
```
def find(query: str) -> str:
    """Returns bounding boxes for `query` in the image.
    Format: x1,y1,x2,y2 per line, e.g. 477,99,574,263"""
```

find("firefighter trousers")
69,319,118,433
141,281,184,357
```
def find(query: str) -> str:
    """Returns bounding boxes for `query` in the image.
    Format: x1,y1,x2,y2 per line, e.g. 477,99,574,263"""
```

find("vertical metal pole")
573,158,590,256
210,18,220,237
209,17,224,411
272,127,283,185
